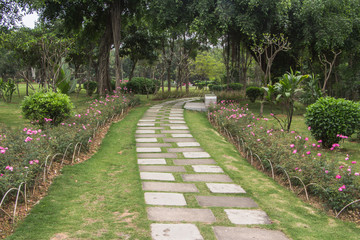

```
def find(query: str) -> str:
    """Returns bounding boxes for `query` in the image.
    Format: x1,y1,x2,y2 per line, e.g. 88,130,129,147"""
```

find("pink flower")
317,153,322,157
306,151,311,155
257,139,261,142
335,175,341,179
318,140,322,143
339,165,344,169
29,160,34,165
88,138,92,143
355,173,359,176
25,137,33,142
308,126,311,130
292,150,297,154
270,113,274,116
305,137,309,141
291,131,295,134
34,160,39,164
290,144,295,148
338,187,343,192
325,170,329,174
5,166,13,171
352,161,357,164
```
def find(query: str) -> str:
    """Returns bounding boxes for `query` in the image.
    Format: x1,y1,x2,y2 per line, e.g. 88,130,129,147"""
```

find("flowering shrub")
21,91,73,126
209,100,360,211
0,91,139,203
305,97,360,148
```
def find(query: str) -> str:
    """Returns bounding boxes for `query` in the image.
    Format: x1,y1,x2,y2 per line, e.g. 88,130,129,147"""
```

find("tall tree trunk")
111,1,122,89
98,23,113,95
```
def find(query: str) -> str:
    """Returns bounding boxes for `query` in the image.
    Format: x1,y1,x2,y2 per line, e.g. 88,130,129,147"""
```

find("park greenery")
0,0,360,236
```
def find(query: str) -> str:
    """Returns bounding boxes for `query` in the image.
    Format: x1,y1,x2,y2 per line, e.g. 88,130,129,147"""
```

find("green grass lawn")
8,104,152,240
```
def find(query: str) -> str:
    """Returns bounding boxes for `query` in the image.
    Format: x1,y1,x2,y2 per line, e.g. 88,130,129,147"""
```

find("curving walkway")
136,99,289,240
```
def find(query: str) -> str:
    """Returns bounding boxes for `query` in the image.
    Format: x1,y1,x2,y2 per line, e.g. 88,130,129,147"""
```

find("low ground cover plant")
208,100,360,212
0,90,139,205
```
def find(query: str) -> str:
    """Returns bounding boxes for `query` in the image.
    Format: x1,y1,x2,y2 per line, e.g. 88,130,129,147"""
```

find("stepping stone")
137,153,178,158
206,183,246,193
172,134,193,138
169,117,184,120
136,138,157,143
164,138,196,142
147,207,216,223
196,196,258,208
177,142,200,147
167,148,204,153
213,226,289,240
192,165,224,173
169,114,183,117
182,174,232,183
139,119,156,122
137,127,164,130
169,121,186,124
136,148,162,153
170,126,189,130
161,130,190,134
140,172,175,181
151,224,204,240
136,143,172,147
137,123,155,126
183,152,211,158
142,182,199,192
138,159,166,165
135,134,166,138
173,159,217,165
145,192,186,206
136,130,156,134
139,166,186,172
224,209,271,225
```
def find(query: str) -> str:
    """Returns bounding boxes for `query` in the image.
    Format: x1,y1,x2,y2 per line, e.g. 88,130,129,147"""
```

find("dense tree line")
1,0,359,99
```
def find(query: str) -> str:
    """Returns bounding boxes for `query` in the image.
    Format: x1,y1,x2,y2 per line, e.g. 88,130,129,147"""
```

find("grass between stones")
7,105,152,240
185,110,360,240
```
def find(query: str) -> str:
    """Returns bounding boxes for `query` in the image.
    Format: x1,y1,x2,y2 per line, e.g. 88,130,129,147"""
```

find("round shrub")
83,81,97,96
305,97,360,148
21,91,73,126
246,86,263,102
126,77,158,94
210,84,225,91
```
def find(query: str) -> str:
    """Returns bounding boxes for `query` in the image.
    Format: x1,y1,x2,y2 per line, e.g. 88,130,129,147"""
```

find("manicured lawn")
8,105,152,240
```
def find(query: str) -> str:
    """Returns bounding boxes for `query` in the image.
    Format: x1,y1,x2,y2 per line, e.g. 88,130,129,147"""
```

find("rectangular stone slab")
135,134,166,138
169,121,186,124
137,127,164,130
192,165,224,173
136,130,156,134
167,148,204,152
145,192,187,206
183,152,211,158
140,172,175,181
177,142,200,147
173,159,217,165
161,130,190,134
137,123,155,126
224,209,271,225
170,126,189,130
139,166,186,172
162,124,188,127
136,148,162,153
182,174,232,182
164,138,196,142
136,143,172,147
138,159,166,165
147,207,216,223
196,196,258,208
215,227,289,240
151,224,204,240
169,117,184,120
136,138,157,143
142,182,199,192
206,183,246,193
139,119,156,122
137,153,178,158
172,134,193,138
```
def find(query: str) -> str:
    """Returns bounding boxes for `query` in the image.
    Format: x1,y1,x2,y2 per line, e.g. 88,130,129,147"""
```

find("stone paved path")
137,99,289,240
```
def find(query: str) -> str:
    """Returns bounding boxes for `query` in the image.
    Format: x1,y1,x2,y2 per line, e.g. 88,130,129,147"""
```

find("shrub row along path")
136,99,289,240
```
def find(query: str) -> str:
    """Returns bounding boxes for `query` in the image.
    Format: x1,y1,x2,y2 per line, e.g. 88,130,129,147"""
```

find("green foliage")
305,97,360,148
21,91,73,126
126,77,158,94
246,86,263,103
228,83,243,91
56,68,71,95
83,81,97,96
210,83,243,91
0,78,16,103
299,74,323,105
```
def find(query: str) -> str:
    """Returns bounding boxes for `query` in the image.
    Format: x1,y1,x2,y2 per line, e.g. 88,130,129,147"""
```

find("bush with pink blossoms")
209,100,360,212
0,91,139,203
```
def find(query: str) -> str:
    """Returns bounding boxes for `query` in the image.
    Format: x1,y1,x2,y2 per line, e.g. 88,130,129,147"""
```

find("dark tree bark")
111,1,122,89
97,23,113,95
